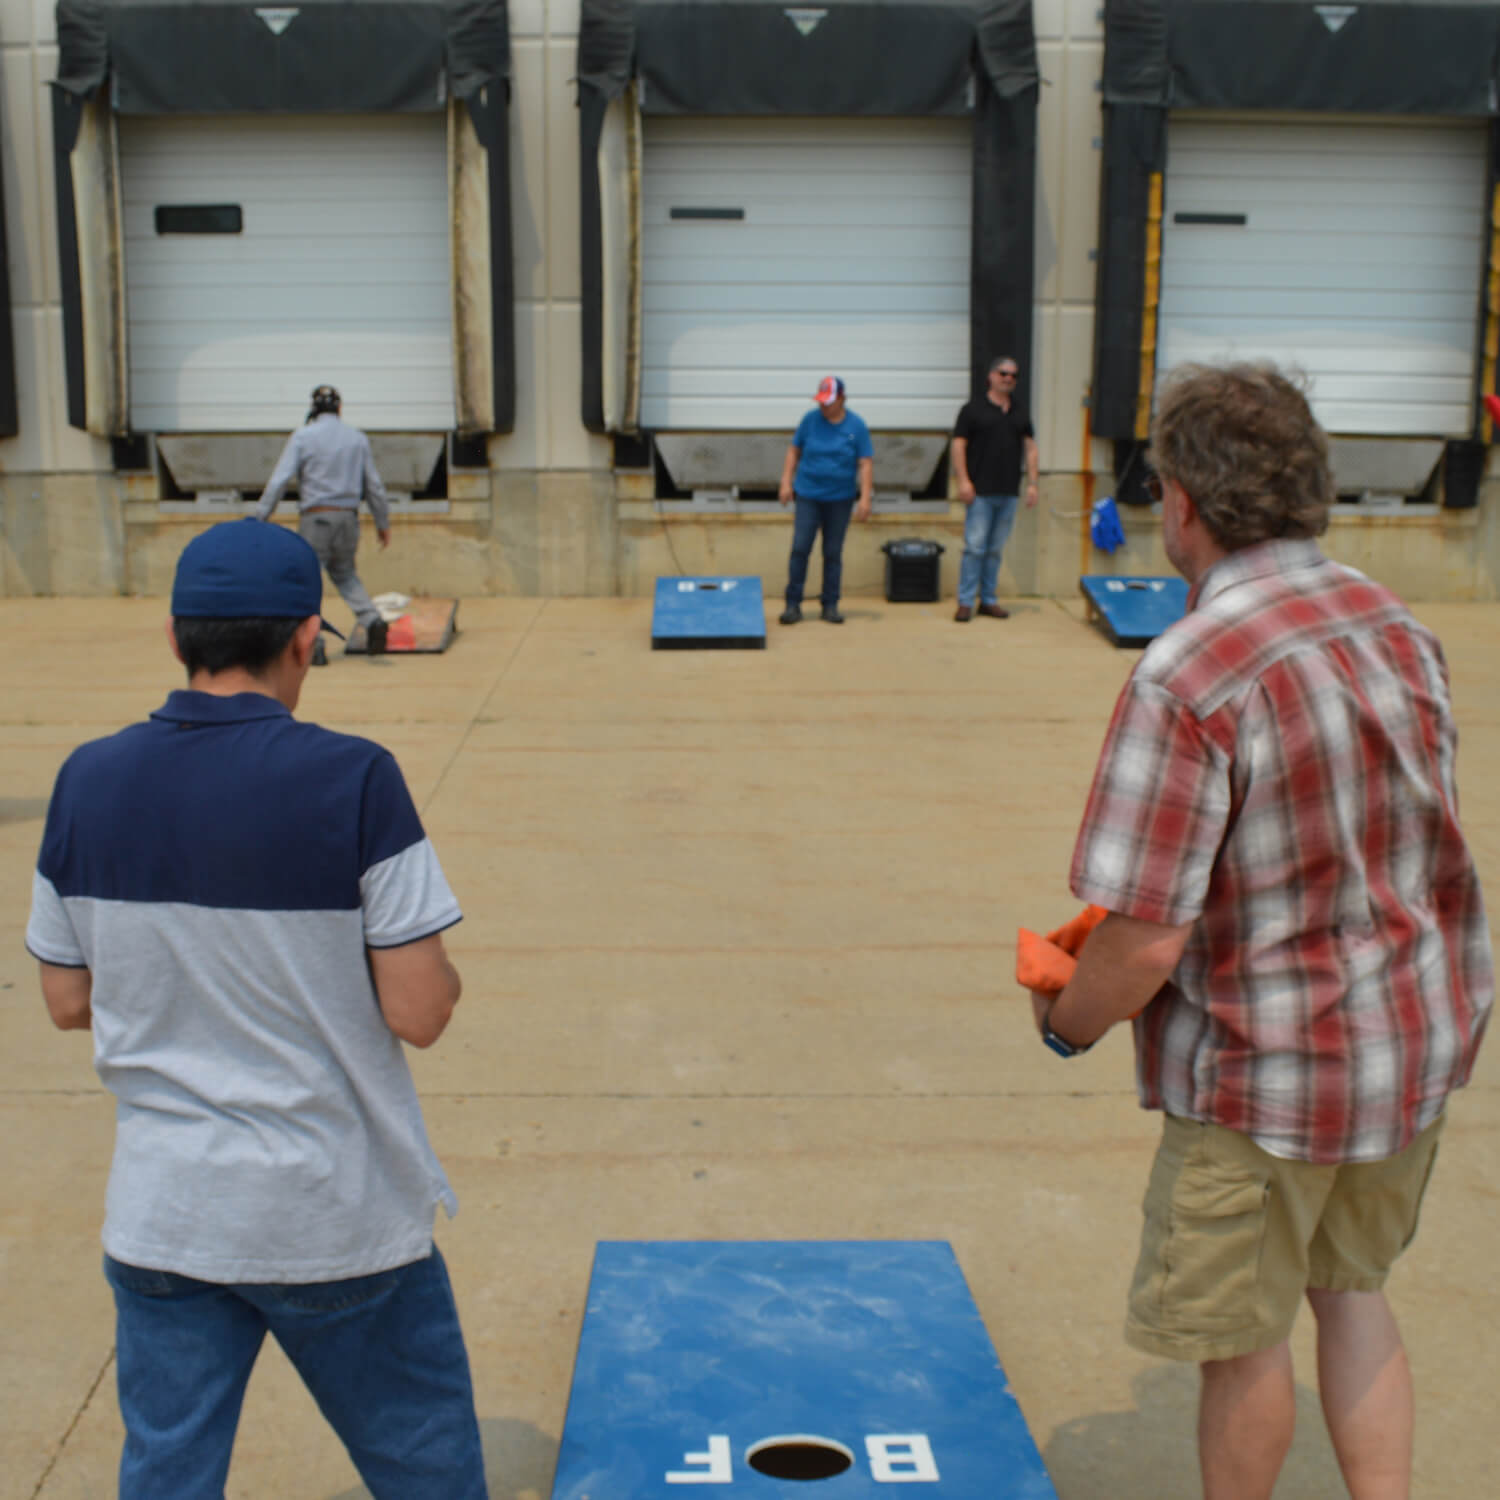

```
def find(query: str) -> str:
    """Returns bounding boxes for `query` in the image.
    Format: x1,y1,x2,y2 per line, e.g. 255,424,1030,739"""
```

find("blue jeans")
957,493,1020,607
785,496,856,608
105,1248,487,1500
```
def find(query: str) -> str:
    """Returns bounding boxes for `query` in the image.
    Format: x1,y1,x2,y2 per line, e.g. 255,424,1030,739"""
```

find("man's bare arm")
854,456,875,519
368,933,462,1048
1033,911,1193,1048
778,445,800,505
40,962,92,1030
951,436,974,502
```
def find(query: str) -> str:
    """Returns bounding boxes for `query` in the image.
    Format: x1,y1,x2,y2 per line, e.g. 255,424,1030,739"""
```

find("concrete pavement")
2,592,1497,1499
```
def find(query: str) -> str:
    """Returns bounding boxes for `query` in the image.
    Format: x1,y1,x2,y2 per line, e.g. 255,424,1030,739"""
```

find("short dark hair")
307,384,341,423
1152,362,1332,551
172,616,303,677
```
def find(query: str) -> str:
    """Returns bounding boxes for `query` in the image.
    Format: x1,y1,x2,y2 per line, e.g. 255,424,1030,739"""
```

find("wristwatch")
1041,1015,1092,1058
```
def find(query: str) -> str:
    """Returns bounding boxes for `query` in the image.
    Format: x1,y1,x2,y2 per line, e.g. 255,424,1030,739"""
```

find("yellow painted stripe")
1135,171,1164,442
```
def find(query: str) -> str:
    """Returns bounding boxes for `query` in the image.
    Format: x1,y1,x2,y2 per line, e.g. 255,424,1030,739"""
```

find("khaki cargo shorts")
1125,1112,1444,1364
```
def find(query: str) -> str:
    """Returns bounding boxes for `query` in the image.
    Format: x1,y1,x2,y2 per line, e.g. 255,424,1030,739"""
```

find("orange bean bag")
1015,904,1109,995
386,614,418,651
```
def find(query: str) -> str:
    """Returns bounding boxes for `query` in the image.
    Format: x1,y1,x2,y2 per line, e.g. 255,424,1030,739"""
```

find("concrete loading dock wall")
4,0,1500,601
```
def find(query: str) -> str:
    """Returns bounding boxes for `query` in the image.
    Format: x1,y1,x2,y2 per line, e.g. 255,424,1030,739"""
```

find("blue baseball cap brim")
171,519,345,638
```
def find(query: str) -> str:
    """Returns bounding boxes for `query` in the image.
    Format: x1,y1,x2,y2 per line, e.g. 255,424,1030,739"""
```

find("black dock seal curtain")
1093,0,1500,441
0,129,17,439
51,0,513,433
577,0,1040,432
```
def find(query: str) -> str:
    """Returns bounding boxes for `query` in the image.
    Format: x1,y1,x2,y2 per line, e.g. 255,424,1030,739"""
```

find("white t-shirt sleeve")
357,750,462,948
26,869,88,967
361,839,462,949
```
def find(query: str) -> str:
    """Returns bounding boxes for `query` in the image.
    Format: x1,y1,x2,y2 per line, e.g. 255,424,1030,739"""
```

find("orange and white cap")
815,375,846,406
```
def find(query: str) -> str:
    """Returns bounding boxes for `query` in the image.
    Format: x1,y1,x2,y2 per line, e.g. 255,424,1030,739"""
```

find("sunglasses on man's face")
996,369,1018,379
1145,471,1165,503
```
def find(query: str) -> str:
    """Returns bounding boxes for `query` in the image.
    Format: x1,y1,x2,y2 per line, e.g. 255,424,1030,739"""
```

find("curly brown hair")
1151,363,1333,550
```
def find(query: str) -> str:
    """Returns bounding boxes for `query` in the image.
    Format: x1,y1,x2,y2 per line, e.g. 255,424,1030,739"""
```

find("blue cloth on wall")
1091,495,1126,553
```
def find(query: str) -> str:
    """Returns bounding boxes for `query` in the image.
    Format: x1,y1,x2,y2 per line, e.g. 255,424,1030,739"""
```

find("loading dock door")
1159,118,1487,437
641,117,972,431
119,114,455,432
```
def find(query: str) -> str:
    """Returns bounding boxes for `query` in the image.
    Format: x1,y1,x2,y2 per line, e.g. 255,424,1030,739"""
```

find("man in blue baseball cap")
168,511,345,641
25,519,487,1498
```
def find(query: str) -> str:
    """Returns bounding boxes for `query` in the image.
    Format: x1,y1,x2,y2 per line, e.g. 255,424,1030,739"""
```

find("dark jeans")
105,1247,487,1500
785,496,856,608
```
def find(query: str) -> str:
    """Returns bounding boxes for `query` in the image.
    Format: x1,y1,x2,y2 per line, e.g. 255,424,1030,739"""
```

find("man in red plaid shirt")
1036,364,1492,1500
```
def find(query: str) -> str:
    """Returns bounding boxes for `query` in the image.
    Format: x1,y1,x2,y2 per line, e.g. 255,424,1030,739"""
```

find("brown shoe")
953,605,973,622
977,603,1010,620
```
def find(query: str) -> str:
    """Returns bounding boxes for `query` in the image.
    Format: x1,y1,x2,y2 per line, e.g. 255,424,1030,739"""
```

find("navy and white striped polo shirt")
26,690,462,1283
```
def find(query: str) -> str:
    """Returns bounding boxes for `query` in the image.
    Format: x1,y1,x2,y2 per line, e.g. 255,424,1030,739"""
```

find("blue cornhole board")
549,1240,1058,1499
1080,574,1189,647
653,576,766,650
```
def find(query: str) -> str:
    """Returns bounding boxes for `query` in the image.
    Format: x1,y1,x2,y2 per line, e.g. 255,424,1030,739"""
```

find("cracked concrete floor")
2,592,1497,1499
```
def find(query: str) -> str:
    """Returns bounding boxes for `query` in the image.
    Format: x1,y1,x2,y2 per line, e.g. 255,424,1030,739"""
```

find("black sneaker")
821,605,845,624
779,605,802,625
366,618,389,655
311,637,328,667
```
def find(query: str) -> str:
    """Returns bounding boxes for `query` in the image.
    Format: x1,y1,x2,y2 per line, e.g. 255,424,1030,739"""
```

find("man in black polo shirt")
950,356,1039,621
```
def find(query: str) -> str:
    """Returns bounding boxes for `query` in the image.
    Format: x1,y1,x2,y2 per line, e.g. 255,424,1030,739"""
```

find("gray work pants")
298,510,379,629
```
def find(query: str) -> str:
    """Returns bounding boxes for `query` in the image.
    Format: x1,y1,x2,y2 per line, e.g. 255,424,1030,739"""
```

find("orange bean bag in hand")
1017,904,1153,1020
1015,904,1109,995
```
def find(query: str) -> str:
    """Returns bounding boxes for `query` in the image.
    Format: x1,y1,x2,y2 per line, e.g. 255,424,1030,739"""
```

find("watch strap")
1042,1020,1091,1057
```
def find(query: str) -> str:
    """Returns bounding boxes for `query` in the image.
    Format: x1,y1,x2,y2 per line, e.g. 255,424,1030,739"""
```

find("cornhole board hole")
1080,575,1188,648
550,1240,1058,1499
652,576,766,650
344,598,459,654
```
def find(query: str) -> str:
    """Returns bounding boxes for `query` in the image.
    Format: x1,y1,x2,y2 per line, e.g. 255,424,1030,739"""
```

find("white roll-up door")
641,117,971,431
119,114,454,432
1159,118,1487,437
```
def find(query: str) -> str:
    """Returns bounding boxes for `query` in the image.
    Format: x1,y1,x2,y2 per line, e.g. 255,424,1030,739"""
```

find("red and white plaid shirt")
1071,539,1492,1163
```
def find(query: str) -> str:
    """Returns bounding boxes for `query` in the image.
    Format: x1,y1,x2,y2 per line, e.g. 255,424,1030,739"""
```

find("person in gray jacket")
256,384,391,659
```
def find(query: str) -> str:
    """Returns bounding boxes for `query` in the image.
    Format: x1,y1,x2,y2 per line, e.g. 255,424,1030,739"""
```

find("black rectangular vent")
1172,212,1248,226
670,207,745,221
155,204,243,235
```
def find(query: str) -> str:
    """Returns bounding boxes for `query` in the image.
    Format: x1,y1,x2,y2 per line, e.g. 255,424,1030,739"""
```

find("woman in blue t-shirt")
777,376,874,625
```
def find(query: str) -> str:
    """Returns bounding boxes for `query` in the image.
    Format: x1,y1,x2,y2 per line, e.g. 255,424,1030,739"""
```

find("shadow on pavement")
1042,1362,1345,1498
326,1416,559,1500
